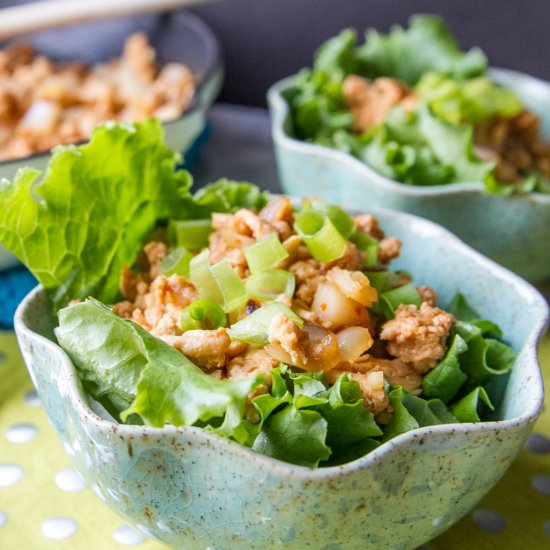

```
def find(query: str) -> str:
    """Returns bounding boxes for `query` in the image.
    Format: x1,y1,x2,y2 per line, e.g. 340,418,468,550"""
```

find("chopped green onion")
169,219,213,251
180,299,227,331
243,233,289,273
301,200,356,239
246,269,296,301
227,302,304,345
190,250,249,313
189,250,223,304
294,211,347,262
160,246,192,277
350,231,379,268
210,260,249,313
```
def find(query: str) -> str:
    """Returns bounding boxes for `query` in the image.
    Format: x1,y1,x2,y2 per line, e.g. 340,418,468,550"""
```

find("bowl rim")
267,68,550,203
0,10,221,169
14,202,549,479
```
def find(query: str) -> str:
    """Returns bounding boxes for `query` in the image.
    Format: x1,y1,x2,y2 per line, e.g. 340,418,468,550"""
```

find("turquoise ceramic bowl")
268,69,550,283
14,206,548,550
0,11,223,271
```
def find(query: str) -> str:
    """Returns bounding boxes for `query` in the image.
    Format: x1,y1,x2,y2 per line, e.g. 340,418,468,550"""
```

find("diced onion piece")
227,302,303,345
301,324,341,371
336,326,373,363
180,299,227,331
246,269,295,301
160,246,192,277
294,211,347,262
243,233,289,273
169,219,212,250
312,282,370,330
264,324,341,372
326,267,378,307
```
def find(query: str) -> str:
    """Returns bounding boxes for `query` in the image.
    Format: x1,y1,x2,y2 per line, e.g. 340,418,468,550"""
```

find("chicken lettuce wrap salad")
286,14,550,195
0,120,516,467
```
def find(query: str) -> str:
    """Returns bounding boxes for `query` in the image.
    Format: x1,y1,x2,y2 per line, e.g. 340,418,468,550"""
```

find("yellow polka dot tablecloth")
1,329,549,549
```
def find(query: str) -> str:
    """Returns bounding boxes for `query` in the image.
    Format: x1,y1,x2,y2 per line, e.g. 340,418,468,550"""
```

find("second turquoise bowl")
268,69,550,283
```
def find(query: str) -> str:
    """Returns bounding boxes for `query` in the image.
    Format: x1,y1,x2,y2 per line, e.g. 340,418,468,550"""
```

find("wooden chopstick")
0,0,221,40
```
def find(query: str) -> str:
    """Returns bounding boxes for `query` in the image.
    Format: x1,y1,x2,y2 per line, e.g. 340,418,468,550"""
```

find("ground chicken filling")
0,33,195,161
113,197,455,424
341,74,550,186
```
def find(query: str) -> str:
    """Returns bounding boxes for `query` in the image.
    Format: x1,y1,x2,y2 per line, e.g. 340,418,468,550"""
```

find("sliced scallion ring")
243,233,289,273
180,299,227,331
227,302,304,345
246,269,295,301
169,219,212,251
294,211,347,262
159,246,192,277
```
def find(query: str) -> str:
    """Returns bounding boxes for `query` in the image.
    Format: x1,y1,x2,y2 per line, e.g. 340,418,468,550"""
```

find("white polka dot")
113,524,147,545
41,517,77,540
23,389,41,407
0,510,7,528
6,423,38,444
544,519,550,538
532,475,550,496
472,509,507,533
55,467,86,492
0,464,24,487
525,433,550,454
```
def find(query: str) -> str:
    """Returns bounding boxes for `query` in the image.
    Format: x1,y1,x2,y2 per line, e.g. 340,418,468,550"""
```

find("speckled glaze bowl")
268,69,550,283
0,11,223,271
14,206,548,550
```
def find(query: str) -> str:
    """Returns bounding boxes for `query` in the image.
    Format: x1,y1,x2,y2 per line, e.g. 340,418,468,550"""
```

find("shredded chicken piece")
208,231,248,277
353,214,385,240
268,313,307,365
0,33,195,162
352,355,423,392
115,274,197,333
378,237,402,265
380,302,453,373
226,349,278,383
417,286,438,307
288,259,324,306
343,75,416,133
160,328,231,369
143,241,168,279
474,110,550,183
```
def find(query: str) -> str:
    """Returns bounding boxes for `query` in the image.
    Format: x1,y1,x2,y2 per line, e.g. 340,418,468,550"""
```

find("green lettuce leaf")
56,299,263,442
0,120,192,309
416,72,522,124
252,405,331,468
356,14,487,85
185,178,269,218
383,386,457,441
450,386,494,422
250,367,381,467
422,333,468,403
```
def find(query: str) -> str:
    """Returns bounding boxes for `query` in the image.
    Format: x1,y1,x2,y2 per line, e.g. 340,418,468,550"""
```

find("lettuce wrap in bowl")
4,120,548,549
268,15,550,283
